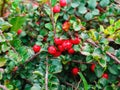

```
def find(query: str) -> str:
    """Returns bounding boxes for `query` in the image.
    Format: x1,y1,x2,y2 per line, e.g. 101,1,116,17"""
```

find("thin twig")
0,0,5,17
45,57,48,90
0,84,8,90
49,0,56,37
72,60,95,64
75,79,81,90
85,38,120,64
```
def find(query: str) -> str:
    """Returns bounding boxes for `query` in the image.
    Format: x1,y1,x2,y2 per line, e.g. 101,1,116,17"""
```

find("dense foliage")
0,0,120,90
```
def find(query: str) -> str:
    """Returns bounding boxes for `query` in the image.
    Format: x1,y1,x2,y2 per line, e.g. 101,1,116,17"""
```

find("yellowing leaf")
0,58,6,67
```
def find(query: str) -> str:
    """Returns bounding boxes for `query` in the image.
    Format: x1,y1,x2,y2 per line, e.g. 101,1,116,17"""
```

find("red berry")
33,45,41,53
62,40,73,50
71,37,81,45
54,38,63,45
17,29,22,35
36,21,40,25
90,64,96,72
72,67,79,76
58,45,64,52
12,66,18,72
102,73,108,79
43,36,47,42
60,0,67,7
53,51,61,57
68,48,75,54
53,5,60,13
48,46,57,55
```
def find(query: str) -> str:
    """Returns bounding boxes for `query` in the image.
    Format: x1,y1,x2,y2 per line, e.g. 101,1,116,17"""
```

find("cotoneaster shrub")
0,0,120,90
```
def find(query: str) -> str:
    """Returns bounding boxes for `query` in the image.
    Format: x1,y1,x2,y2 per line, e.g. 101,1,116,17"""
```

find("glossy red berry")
90,64,96,72
102,73,108,79
54,38,63,45
60,0,67,7
68,48,75,54
53,5,60,13
72,67,79,76
33,45,41,53
53,51,61,57
62,40,73,50
43,36,47,42
71,37,81,45
17,29,22,35
48,46,57,55
58,45,64,52
12,66,18,72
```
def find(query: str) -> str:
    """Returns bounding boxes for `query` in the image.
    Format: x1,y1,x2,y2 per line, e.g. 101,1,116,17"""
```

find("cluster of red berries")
48,37,81,57
53,0,67,13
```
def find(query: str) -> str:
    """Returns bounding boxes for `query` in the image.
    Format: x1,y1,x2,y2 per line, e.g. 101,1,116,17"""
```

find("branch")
75,79,81,90
45,57,48,90
0,0,5,17
72,60,95,64
49,0,56,37
0,84,8,90
85,39,120,64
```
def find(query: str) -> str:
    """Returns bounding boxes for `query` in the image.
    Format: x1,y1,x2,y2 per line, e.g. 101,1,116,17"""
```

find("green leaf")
100,0,110,7
49,59,62,74
98,59,106,68
73,22,81,31
115,37,120,44
99,78,108,87
10,16,26,31
85,12,93,20
54,13,60,23
95,65,104,78
0,57,6,67
31,84,41,90
51,0,57,7
92,9,99,15
1,43,10,52
108,65,119,75
0,18,12,30
78,72,89,90
88,0,97,9
80,64,87,71
71,0,80,8
0,72,2,80
78,6,87,14
45,23,53,31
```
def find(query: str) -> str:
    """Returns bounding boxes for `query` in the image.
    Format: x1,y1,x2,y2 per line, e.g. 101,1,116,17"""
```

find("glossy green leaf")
31,84,41,90
10,16,26,31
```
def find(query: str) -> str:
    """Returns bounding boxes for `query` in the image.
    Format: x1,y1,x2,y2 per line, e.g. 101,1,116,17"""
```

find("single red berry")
43,36,47,42
68,48,75,54
54,38,63,45
90,64,96,72
36,21,40,25
72,67,79,76
71,37,81,45
33,45,41,53
102,73,108,79
62,40,73,50
12,66,18,72
48,46,57,55
60,0,67,7
58,45,64,52
17,29,22,35
53,51,61,57
53,5,60,13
